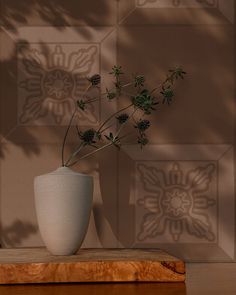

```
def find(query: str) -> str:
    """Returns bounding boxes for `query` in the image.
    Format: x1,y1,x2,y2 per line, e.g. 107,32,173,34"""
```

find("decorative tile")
119,0,234,24
136,161,217,243
0,26,117,144
118,145,235,261
17,43,100,126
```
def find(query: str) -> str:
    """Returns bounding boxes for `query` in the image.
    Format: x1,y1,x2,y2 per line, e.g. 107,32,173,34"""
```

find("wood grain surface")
1,263,235,295
0,248,185,284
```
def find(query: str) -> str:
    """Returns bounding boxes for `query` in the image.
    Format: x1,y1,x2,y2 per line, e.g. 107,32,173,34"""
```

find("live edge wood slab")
0,248,185,284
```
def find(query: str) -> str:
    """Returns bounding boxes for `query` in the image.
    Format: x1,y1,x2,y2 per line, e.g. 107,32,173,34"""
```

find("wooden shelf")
0,248,185,284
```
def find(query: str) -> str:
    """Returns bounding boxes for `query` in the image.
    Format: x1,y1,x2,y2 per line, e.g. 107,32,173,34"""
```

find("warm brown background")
0,0,235,262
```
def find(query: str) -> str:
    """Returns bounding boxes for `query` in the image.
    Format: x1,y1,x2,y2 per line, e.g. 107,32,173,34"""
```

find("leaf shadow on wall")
0,220,37,247
1,0,114,32
0,0,235,252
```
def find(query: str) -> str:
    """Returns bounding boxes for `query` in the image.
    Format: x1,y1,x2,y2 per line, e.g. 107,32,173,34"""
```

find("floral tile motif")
136,161,217,243
119,145,234,261
1,26,116,143
17,43,100,126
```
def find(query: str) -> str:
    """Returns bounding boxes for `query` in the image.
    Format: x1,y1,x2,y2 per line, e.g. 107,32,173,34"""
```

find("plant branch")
61,108,76,166
62,66,186,167
100,123,116,133
115,108,137,138
61,83,92,166
67,142,113,167
65,142,85,167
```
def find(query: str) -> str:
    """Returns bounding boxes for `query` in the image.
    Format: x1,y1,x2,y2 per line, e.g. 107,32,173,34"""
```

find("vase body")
34,167,93,255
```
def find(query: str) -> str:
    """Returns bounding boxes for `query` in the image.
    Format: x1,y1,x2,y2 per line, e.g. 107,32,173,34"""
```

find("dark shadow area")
1,0,115,32
0,220,37,247
0,39,101,158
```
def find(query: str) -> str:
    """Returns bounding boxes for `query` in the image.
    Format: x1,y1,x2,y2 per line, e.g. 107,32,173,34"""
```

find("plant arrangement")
35,65,186,255
61,66,186,168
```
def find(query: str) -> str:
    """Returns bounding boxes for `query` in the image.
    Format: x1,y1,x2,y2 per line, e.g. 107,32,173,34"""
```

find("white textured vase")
34,167,93,255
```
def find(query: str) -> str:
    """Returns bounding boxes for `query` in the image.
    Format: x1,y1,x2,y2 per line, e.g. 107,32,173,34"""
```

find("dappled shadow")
0,220,37,247
0,38,101,159
1,0,115,32
0,0,235,262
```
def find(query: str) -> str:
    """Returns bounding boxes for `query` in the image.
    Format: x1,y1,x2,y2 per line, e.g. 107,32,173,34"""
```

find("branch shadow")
0,219,37,247
0,0,235,263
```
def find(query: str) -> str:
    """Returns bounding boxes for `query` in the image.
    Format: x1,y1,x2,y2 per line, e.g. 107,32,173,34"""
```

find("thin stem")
85,87,135,105
150,73,175,94
121,90,135,96
61,82,92,166
121,82,134,88
85,97,101,104
65,142,85,167
83,81,135,105
119,132,133,141
82,83,93,97
150,82,164,94
67,109,137,168
100,123,116,133
75,125,80,136
114,108,137,138
97,103,133,133
67,142,113,167
61,109,76,166
131,112,138,125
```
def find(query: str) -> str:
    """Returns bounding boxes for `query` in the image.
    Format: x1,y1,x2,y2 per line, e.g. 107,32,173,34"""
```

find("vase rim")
35,166,92,179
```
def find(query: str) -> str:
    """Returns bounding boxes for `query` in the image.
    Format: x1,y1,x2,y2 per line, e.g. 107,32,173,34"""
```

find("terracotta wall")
0,0,235,261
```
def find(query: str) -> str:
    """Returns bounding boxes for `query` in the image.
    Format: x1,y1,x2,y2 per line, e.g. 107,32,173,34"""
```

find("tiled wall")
0,0,235,261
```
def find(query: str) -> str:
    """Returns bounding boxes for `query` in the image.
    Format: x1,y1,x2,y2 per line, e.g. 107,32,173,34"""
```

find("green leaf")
132,89,158,114
109,65,124,77
76,100,86,111
134,75,145,87
106,88,116,100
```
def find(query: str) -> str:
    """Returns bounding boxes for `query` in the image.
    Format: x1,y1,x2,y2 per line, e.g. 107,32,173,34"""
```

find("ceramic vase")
34,167,93,255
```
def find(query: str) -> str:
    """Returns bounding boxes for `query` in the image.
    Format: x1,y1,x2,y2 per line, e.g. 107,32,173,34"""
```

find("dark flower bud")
77,100,86,110
136,120,150,131
116,113,129,124
88,74,101,85
137,136,149,148
80,129,96,144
